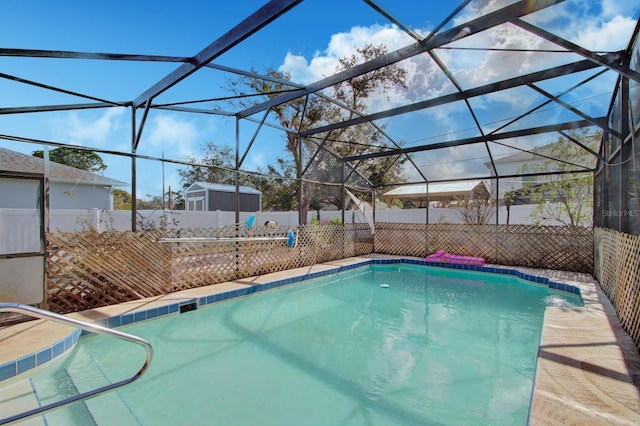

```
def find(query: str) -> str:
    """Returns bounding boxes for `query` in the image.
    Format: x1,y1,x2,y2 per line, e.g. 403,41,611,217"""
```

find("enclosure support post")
130,107,137,232
425,182,429,225
495,179,500,225
40,149,50,310
235,117,241,274
298,136,304,225
235,117,241,226
341,160,346,225
620,75,630,233
341,160,346,259
372,188,376,252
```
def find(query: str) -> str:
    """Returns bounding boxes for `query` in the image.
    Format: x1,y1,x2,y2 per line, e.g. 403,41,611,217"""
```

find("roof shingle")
0,147,126,186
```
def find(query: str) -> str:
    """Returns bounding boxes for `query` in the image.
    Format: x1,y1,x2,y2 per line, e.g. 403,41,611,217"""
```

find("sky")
0,0,639,201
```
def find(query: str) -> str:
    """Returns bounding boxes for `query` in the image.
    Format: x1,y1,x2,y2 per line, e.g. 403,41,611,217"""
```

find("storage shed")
184,182,261,212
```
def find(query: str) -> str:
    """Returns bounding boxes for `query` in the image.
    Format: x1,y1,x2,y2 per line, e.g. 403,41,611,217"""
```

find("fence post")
90,208,100,232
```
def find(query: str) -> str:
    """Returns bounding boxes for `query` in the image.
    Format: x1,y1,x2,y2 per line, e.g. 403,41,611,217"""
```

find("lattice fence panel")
493,225,592,272
426,224,499,261
374,223,592,272
298,225,346,264
344,223,374,258
163,223,305,287
594,227,620,298
594,228,640,351
165,225,246,291
46,230,171,313
374,223,427,256
237,224,302,278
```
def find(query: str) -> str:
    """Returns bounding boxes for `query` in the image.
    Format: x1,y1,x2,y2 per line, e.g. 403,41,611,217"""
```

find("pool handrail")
0,302,153,425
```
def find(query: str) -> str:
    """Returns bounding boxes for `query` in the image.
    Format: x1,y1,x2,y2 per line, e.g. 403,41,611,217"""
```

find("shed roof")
382,180,486,202
185,182,261,195
0,147,126,186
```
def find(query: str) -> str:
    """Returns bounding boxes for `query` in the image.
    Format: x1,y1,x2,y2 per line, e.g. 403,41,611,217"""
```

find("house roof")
0,147,126,186
382,181,486,202
492,146,554,164
185,182,261,195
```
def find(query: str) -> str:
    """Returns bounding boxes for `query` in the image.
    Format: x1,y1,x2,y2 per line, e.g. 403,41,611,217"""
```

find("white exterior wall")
0,179,41,208
50,183,113,209
493,158,549,198
0,178,113,210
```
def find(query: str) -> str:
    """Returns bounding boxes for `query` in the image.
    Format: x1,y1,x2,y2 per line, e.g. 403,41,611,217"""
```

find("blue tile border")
0,257,582,382
409,258,582,299
0,328,81,383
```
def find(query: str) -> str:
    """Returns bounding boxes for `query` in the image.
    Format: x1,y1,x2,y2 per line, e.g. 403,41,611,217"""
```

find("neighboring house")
0,147,126,209
488,147,553,200
184,182,261,212
485,140,598,226
381,181,489,207
488,139,598,200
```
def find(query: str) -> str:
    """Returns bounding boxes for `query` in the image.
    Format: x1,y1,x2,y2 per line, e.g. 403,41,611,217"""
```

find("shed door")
187,197,205,211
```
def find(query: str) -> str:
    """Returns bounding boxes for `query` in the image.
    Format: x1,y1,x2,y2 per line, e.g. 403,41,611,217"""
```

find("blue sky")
1,0,639,200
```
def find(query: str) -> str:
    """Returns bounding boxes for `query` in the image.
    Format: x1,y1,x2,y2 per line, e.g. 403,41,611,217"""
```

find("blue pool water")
12,264,581,425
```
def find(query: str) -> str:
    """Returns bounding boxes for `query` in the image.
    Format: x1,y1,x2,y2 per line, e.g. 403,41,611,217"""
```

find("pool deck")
1,255,639,425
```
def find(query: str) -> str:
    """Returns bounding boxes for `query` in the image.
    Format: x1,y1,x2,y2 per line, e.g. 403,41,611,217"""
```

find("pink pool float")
425,250,485,266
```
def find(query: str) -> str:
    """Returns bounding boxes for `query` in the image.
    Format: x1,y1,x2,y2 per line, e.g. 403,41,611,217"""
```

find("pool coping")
1,255,639,425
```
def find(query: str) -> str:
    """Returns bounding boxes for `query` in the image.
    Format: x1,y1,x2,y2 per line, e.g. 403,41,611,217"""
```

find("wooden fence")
374,223,593,273
44,222,596,315
45,223,373,314
594,227,640,351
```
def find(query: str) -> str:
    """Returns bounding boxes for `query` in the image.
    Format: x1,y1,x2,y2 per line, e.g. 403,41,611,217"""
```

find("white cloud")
280,24,413,86
601,0,640,19
572,15,638,51
145,114,200,158
245,151,266,172
276,3,638,181
52,108,126,147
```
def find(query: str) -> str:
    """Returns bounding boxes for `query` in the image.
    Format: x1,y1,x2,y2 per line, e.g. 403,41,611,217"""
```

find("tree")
518,131,598,227
178,143,237,188
255,159,297,211
113,189,132,210
113,189,184,210
32,147,107,173
229,44,408,223
454,183,494,224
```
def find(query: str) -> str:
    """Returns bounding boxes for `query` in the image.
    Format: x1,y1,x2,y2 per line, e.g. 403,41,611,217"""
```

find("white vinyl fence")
1,204,580,255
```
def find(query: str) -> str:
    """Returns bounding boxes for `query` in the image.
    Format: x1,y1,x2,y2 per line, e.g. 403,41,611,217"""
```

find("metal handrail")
0,303,153,425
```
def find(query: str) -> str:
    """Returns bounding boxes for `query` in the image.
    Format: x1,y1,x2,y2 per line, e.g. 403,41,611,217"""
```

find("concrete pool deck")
1,255,639,425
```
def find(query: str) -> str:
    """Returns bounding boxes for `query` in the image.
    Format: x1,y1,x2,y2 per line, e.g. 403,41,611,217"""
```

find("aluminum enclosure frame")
0,0,638,232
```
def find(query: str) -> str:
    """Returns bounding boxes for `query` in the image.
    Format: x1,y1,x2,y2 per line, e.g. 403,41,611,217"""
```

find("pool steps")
0,258,583,422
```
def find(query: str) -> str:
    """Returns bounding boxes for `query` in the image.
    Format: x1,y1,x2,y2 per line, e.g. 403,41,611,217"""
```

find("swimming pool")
7,262,582,425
